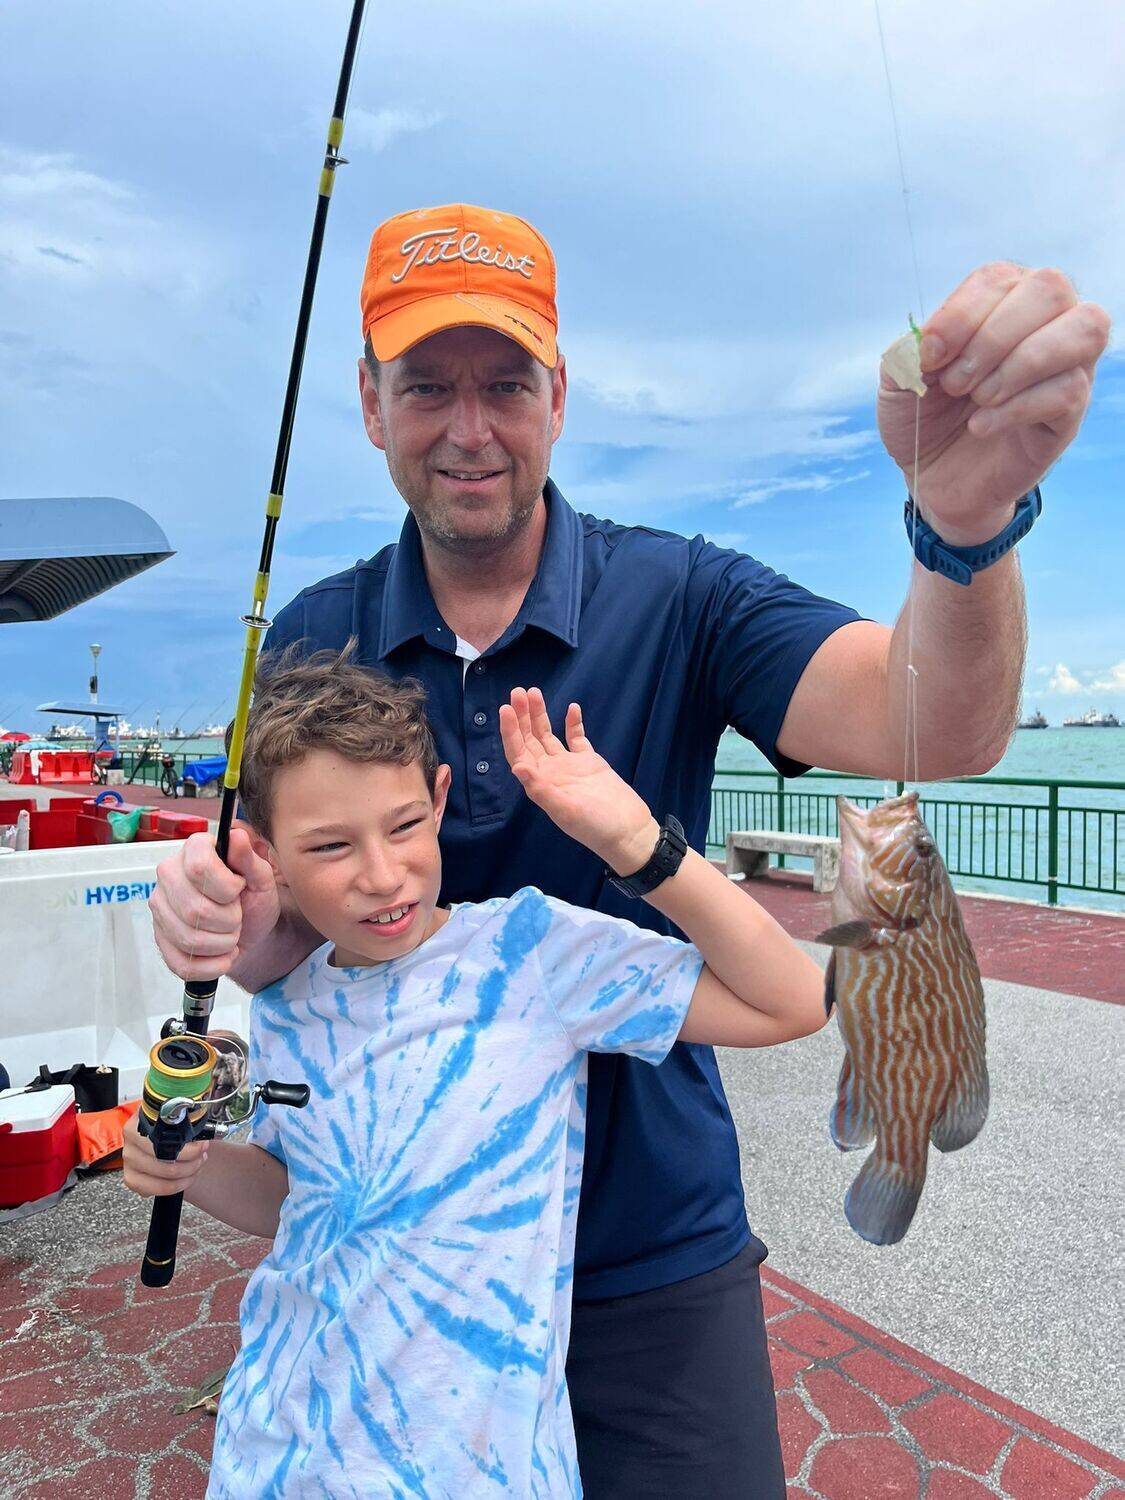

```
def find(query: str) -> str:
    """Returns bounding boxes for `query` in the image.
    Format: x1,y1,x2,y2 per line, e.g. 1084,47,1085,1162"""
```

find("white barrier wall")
0,841,249,1100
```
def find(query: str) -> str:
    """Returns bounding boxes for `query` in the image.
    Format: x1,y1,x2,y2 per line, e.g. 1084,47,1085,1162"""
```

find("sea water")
716,727,1125,912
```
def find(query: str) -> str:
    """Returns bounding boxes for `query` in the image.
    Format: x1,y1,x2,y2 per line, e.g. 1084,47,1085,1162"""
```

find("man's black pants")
567,1246,786,1499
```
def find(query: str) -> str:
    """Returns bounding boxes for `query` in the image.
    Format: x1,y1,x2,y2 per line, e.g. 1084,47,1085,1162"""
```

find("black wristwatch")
606,815,688,899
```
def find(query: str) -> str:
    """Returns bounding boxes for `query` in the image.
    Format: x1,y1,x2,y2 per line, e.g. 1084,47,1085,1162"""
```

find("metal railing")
708,770,1125,908
117,750,189,786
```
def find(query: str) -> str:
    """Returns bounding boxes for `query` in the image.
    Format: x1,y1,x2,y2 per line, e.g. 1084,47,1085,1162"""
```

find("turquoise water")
718,725,1125,785
715,728,1125,913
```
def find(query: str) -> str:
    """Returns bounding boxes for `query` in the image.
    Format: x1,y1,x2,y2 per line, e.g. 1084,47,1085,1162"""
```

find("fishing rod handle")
140,1191,185,1288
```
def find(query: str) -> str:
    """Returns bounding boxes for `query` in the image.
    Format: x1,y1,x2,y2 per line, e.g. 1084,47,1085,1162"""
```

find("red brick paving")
763,1265,1125,1497
733,868,1125,1005
2,1210,1123,1498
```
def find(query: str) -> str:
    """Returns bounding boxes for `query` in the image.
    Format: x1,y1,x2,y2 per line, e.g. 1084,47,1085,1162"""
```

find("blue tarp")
182,756,227,786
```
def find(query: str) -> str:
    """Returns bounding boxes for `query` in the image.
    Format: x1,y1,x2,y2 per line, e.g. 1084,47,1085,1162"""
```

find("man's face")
261,750,451,968
358,326,566,552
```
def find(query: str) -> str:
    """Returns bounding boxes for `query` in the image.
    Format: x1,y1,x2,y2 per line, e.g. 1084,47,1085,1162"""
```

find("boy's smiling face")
260,749,451,967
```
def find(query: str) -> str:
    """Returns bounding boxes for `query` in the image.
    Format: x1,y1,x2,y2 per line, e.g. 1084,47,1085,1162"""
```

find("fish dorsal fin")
815,920,876,949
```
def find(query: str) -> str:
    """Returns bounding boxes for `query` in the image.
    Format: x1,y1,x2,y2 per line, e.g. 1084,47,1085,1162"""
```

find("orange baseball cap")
360,203,558,368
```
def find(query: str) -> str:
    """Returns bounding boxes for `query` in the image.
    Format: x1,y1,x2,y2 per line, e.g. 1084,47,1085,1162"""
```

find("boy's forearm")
607,821,823,1023
184,1139,289,1239
646,851,821,1018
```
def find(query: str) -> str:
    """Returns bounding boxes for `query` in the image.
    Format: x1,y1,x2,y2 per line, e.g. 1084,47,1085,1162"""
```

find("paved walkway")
2,1181,1122,1498
0,865,1120,1496
763,1266,1125,1497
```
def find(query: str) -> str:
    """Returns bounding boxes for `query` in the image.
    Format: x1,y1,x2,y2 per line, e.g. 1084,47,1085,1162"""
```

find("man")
151,203,1108,1497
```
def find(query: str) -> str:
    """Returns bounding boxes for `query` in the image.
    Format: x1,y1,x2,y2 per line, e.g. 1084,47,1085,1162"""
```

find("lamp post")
89,643,101,704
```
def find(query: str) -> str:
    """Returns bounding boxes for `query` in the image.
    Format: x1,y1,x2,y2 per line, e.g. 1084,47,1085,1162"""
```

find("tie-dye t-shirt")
208,886,703,1499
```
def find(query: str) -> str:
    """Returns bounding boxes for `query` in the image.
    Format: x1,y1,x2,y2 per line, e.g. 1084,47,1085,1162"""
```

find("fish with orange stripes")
816,791,989,1245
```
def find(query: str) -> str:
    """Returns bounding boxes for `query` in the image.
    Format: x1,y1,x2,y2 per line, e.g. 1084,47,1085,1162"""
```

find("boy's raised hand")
500,688,659,875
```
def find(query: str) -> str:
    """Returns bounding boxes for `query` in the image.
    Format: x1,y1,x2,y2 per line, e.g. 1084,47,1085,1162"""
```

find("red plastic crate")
28,808,81,850
0,798,37,822
157,812,209,839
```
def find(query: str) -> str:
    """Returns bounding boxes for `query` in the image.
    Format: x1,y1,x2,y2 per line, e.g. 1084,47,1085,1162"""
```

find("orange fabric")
76,1099,141,1171
360,203,558,367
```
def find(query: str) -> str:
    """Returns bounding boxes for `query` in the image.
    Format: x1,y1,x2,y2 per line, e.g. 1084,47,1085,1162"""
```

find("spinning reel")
138,1024,309,1288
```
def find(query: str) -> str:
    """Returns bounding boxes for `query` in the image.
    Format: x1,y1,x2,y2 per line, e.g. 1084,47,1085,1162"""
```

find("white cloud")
0,145,217,296
1089,661,1125,694
1043,661,1125,696
733,469,870,509
348,107,443,154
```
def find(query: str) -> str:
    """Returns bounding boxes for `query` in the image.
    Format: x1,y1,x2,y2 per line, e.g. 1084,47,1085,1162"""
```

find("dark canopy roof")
0,497,173,623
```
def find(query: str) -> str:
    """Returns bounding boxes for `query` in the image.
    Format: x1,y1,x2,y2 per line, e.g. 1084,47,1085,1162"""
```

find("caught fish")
817,792,988,1245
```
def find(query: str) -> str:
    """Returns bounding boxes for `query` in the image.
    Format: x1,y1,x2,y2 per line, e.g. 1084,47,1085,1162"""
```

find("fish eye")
915,836,936,858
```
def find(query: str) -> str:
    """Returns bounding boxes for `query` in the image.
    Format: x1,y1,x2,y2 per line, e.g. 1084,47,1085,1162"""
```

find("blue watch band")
905,486,1042,586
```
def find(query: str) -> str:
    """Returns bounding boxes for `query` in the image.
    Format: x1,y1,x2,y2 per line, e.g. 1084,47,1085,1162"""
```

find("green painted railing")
708,770,1125,908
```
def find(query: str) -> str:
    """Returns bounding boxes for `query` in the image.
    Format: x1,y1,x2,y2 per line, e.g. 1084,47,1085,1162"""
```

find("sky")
1,0,1123,734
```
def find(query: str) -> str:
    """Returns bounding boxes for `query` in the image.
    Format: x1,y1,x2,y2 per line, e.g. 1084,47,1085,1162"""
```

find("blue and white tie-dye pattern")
208,887,702,1499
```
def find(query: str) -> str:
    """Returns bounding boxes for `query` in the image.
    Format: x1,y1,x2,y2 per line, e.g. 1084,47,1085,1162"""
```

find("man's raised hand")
148,825,280,981
499,687,659,876
878,262,1110,547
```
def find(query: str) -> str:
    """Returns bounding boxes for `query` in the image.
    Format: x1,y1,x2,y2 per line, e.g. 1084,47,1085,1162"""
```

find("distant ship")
1018,709,1048,728
1062,707,1121,728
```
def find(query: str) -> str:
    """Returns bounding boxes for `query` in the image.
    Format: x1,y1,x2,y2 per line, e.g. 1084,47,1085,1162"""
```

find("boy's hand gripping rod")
139,0,368,1289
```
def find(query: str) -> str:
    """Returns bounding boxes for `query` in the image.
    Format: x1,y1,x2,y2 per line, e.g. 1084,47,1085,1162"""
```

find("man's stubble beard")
385,444,549,559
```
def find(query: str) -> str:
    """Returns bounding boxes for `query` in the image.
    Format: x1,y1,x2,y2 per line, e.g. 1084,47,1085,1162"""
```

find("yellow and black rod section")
140,0,368,1288
139,1036,217,1287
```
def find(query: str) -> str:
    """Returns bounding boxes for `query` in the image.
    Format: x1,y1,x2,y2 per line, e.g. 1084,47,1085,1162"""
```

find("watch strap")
606,815,688,899
906,486,1042,586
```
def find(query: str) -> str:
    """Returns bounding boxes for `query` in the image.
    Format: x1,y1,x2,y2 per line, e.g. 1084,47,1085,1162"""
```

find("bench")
725,830,841,894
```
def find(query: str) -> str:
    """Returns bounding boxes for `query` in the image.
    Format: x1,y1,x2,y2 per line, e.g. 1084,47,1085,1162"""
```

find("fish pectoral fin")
845,1150,926,1246
815,920,876,950
829,1050,876,1152
930,1059,990,1153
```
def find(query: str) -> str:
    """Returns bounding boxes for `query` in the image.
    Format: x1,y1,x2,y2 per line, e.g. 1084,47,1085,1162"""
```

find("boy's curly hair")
237,640,439,839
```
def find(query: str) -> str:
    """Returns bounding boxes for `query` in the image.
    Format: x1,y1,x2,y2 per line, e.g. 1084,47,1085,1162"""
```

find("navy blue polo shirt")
266,480,859,1299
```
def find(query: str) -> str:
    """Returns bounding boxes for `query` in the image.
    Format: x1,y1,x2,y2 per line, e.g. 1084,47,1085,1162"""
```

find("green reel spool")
140,1036,217,1130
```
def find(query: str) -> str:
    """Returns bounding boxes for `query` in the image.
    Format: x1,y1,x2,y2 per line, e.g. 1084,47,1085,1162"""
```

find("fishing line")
873,0,926,790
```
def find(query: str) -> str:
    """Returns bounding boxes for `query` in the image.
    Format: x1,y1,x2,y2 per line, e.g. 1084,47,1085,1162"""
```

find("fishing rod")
139,0,369,1288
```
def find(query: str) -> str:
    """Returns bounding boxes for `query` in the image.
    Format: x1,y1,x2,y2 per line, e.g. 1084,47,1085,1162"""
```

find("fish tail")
845,1149,926,1246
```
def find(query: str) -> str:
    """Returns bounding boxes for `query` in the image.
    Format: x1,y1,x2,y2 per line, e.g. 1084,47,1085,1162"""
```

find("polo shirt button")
476,760,489,775
472,661,486,674
473,711,487,726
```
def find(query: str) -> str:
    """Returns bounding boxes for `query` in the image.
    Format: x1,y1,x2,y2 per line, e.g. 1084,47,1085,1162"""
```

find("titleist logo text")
392,228,536,284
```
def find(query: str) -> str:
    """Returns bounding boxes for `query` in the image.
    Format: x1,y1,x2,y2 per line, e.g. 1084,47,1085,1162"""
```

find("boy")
125,648,827,1498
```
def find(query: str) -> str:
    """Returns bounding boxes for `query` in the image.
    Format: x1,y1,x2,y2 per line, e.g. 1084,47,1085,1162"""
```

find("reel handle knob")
260,1080,311,1109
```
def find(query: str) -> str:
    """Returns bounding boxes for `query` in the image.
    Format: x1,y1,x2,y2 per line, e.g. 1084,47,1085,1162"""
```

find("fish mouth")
837,791,919,824
835,793,928,930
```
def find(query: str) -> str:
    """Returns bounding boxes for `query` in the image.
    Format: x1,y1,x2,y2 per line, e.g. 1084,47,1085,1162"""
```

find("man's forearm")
886,553,1026,781
184,1139,289,1239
